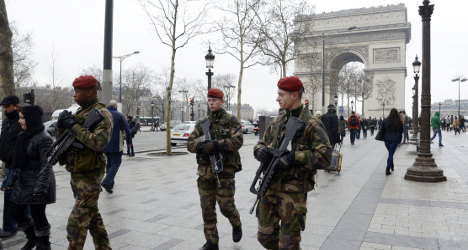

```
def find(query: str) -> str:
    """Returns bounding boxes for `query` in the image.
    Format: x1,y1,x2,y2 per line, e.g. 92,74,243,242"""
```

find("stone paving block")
320,238,362,250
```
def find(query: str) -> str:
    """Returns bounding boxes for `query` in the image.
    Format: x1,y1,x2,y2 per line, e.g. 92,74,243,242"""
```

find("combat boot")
21,227,36,250
35,224,51,250
199,241,219,250
232,225,242,242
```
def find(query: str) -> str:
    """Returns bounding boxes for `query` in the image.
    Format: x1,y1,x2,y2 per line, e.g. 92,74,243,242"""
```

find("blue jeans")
430,128,442,145
3,169,18,232
403,125,409,142
350,129,356,144
384,141,399,168
127,144,134,155
102,152,123,189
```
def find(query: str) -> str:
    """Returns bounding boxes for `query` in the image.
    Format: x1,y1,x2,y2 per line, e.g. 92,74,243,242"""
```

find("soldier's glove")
254,147,273,163
58,111,74,129
197,140,219,155
278,151,295,171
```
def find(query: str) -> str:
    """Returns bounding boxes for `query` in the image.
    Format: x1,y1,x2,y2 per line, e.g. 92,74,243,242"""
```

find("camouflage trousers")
256,188,307,250
67,171,111,250
197,173,241,244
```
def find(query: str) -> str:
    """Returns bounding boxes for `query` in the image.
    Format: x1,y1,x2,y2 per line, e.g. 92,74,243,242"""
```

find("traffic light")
136,106,141,116
190,97,194,105
305,99,309,110
24,89,35,105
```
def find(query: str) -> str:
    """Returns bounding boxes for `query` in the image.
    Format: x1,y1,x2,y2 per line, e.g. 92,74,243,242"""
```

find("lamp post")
438,102,441,113
334,94,338,107
411,55,421,142
452,76,467,117
205,46,215,114
151,101,154,132
405,0,446,182
382,103,385,117
178,90,188,122
351,100,354,112
113,51,140,103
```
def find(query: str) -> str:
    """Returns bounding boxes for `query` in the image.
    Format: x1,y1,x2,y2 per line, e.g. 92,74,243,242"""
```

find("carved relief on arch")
376,78,396,106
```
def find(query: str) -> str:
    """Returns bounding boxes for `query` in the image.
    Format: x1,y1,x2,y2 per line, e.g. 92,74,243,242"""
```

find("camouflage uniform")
187,108,243,244
253,105,332,250
58,99,113,250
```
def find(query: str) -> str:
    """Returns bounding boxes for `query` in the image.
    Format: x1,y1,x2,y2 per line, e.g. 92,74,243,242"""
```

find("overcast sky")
5,0,468,114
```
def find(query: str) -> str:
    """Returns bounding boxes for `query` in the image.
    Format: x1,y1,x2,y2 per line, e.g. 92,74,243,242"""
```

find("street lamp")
452,76,467,117
334,94,338,107
151,101,154,132
351,100,354,112
382,103,385,117
179,90,188,122
411,55,421,141
438,102,441,113
205,46,215,114
113,51,140,103
405,0,446,182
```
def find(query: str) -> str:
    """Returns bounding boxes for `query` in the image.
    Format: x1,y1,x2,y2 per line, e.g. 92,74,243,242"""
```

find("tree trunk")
165,47,176,155
361,93,365,117
0,0,15,98
282,61,286,78
236,60,244,119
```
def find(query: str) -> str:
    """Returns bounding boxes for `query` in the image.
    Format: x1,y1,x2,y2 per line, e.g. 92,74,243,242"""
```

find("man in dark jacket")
321,104,340,149
0,95,21,239
101,100,132,193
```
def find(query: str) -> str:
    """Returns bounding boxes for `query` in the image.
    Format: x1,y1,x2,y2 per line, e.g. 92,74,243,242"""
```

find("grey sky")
6,0,468,114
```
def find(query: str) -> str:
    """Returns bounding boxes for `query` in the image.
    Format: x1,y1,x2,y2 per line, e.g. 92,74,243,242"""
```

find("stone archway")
294,4,411,118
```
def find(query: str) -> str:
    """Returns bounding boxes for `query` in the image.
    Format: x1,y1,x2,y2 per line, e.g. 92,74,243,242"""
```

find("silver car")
241,120,254,134
170,123,196,146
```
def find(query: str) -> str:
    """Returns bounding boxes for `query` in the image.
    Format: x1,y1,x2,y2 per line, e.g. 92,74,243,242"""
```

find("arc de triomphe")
294,4,411,118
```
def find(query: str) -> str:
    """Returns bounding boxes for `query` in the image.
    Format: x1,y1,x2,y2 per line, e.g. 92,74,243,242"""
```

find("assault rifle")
249,116,305,214
199,119,224,187
37,108,104,176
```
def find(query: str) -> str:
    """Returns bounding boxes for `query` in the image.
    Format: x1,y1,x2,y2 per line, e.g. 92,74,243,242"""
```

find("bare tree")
0,0,15,97
212,73,236,111
355,71,374,116
122,65,153,116
81,64,103,82
337,63,359,117
255,0,314,78
140,0,207,155
10,24,37,89
43,49,64,112
215,0,261,118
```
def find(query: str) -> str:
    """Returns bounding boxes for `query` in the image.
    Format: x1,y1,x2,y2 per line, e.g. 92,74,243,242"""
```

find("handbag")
375,126,385,141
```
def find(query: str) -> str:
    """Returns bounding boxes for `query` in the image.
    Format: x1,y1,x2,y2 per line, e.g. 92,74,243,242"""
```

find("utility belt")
62,147,106,173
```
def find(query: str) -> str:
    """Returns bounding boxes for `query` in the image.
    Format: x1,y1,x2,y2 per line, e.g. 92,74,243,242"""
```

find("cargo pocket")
290,205,307,233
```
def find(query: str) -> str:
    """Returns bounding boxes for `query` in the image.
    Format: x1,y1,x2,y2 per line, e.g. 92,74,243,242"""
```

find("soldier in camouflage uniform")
253,76,332,250
187,88,243,250
57,75,113,250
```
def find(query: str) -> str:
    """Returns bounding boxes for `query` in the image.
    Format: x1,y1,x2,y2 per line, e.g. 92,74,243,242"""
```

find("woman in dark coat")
380,108,403,175
7,105,55,250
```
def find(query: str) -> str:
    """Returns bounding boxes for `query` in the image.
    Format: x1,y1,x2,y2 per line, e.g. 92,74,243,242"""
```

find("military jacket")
254,105,332,192
187,108,243,177
58,101,113,174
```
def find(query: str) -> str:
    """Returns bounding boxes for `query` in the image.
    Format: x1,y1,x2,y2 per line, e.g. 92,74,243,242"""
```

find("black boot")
35,224,51,250
17,217,36,250
199,241,219,250
386,167,392,175
390,164,394,171
233,225,242,242
21,227,36,250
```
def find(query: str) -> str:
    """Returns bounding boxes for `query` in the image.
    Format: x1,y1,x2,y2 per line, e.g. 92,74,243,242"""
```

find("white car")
170,123,196,146
241,120,255,134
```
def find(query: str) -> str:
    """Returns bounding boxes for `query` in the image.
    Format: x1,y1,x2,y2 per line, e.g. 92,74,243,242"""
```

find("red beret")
277,76,303,92
72,75,98,89
207,88,224,99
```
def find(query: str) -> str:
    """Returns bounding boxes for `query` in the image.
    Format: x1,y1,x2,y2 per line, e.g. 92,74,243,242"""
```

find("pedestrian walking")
338,116,347,142
400,111,410,144
361,117,369,139
315,110,322,120
369,117,377,136
321,104,340,149
57,75,113,249
253,76,331,249
454,116,460,135
348,111,360,145
101,100,132,193
187,88,243,250
0,95,22,239
430,111,443,147
8,105,56,250
126,116,137,156
379,108,403,175
460,115,466,132
356,117,361,139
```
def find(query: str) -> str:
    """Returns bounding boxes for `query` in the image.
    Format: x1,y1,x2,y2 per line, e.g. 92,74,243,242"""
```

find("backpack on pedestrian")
349,116,357,126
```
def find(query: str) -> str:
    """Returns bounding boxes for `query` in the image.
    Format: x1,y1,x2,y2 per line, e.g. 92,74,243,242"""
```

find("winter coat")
10,131,56,205
0,111,22,167
338,119,346,135
347,115,360,130
321,111,340,145
431,112,442,129
104,106,132,153
382,120,403,143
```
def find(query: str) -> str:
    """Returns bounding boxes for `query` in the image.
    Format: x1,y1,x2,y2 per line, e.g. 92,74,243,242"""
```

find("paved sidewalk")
1,131,468,249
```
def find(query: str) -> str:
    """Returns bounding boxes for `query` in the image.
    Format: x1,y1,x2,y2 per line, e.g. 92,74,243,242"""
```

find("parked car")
44,119,58,137
170,123,196,146
160,120,182,131
241,120,255,134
